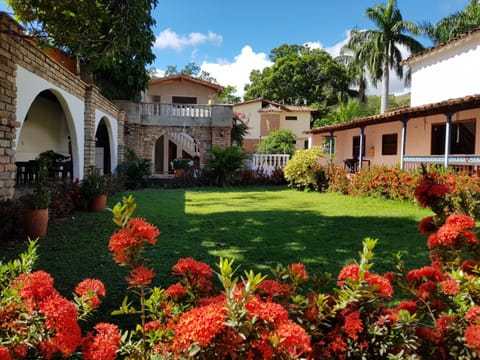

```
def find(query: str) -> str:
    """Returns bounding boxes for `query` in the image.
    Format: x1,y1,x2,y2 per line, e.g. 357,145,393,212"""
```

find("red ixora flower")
171,302,227,352
465,325,480,350
288,263,309,280
164,282,187,299
75,279,106,308
126,265,155,288
256,280,291,298
343,311,363,342
0,346,12,360
274,321,312,357
82,322,121,360
246,296,289,325
172,258,212,278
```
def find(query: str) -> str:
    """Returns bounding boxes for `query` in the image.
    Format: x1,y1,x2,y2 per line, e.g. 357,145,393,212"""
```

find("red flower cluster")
75,278,106,308
414,179,450,207
14,270,84,359
288,262,309,280
172,257,212,278
82,323,121,360
427,214,478,249
337,264,393,298
164,282,187,299
126,265,156,289
109,217,159,265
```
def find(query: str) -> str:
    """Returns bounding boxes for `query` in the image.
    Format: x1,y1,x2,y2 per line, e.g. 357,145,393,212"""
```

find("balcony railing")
403,155,480,175
246,154,291,175
141,103,211,118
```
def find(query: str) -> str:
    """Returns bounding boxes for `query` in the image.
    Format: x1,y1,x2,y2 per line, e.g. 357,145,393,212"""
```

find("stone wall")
125,124,231,168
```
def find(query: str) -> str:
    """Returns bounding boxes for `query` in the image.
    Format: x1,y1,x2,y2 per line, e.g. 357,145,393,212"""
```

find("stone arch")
153,130,199,174
15,67,84,180
15,89,76,184
94,118,111,174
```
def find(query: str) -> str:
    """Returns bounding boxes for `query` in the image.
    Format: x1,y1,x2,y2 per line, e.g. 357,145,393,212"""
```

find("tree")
231,112,249,146
257,129,296,156
314,98,364,127
243,44,351,119
218,85,241,104
345,0,424,114
5,0,158,101
421,0,480,44
204,146,249,186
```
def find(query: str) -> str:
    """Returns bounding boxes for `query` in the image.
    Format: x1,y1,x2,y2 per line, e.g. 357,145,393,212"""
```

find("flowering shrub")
3,167,480,358
0,241,108,359
284,146,327,191
49,179,81,218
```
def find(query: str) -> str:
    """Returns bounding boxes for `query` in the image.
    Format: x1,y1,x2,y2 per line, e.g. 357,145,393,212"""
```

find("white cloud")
201,45,272,98
155,28,223,51
195,31,411,100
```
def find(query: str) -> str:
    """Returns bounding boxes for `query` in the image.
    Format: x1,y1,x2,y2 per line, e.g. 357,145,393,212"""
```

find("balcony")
115,101,233,128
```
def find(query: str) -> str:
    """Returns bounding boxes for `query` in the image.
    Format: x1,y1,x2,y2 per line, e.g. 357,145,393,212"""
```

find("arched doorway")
95,119,111,175
16,90,73,185
154,132,199,174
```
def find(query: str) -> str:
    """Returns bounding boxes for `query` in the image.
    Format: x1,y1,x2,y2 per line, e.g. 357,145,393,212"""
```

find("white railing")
141,103,211,118
169,131,200,155
247,154,290,175
403,155,480,175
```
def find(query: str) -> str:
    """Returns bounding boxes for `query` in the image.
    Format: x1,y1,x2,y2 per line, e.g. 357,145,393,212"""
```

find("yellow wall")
147,81,217,104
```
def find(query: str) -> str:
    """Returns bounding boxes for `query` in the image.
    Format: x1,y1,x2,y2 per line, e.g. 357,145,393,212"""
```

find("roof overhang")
306,94,480,135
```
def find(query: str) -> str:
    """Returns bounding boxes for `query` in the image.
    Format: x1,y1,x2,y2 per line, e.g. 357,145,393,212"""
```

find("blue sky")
0,0,470,97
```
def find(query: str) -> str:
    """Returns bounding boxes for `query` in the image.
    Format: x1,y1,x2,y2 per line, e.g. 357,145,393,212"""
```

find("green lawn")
1,186,432,324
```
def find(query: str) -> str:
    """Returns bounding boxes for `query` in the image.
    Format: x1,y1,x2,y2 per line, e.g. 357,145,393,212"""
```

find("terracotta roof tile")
306,93,480,134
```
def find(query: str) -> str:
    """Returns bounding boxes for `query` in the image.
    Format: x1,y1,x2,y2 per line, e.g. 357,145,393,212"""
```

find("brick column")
117,110,126,164
0,13,20,200
83,85,97,173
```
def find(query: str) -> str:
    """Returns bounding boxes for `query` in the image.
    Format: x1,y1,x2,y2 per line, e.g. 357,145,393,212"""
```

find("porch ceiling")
307,93,480,135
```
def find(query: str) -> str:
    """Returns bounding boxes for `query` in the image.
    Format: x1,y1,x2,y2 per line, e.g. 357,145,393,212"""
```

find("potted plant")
20,157,51,238
80,166,108,212
171,158,191,177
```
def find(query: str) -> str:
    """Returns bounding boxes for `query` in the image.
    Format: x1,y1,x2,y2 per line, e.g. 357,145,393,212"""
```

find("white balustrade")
247,154,290,175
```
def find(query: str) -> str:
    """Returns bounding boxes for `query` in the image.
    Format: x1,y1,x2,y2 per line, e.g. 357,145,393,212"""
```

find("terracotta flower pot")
174,168,185,177
23,208,49,238
88,194,107,212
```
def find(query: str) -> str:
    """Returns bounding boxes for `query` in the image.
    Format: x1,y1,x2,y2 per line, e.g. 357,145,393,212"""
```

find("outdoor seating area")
15,158,73,185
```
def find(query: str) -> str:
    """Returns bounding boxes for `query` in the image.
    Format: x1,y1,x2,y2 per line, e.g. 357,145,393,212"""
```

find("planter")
23,208,49,238
87,194,107,212
174,168,185,177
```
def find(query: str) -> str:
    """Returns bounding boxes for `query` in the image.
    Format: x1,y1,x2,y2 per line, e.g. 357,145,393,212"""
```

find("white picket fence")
246,154,290,175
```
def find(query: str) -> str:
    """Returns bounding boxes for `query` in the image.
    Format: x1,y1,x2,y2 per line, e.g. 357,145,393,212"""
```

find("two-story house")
233,99,313,153
117,74,233,175
308,29,480,174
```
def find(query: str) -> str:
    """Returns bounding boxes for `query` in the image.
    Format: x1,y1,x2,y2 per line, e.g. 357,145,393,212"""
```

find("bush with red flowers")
2,167,480,359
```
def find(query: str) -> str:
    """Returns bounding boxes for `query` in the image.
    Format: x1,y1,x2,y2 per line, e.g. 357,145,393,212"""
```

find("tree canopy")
343,0,423,114
421,0,480,44
257,129,297,156
5,0,159,101
243,44,351,119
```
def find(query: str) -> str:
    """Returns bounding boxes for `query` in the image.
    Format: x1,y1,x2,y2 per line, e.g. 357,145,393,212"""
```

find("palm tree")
337,39,369,106
422,0,480,44
345,0,424,114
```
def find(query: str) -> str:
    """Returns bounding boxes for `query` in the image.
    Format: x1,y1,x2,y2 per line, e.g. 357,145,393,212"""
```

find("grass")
1,186,433,324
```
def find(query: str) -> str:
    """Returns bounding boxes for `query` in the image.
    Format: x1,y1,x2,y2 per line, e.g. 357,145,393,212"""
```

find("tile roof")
236,98,314,112
306,93,480,134
148,74,224,93
402,27,480,65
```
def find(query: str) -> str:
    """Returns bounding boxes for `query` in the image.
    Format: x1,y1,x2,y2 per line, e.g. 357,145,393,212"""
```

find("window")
382,133,398,155
285,116,297,121
151,95,161,103
431,120,475,155
172,96,197,104
352,135,365,158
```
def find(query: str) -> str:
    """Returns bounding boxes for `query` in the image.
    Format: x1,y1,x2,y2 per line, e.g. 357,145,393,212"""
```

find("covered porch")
308,94,480,174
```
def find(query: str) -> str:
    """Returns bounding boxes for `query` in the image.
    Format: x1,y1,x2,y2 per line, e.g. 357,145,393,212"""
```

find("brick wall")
0,12,123,200
125,124,231,167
